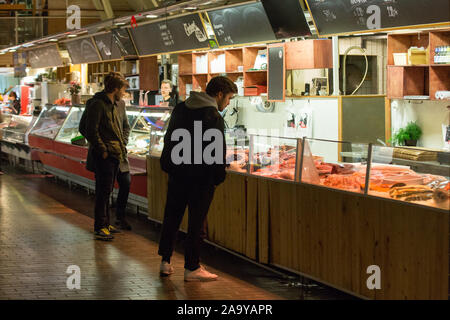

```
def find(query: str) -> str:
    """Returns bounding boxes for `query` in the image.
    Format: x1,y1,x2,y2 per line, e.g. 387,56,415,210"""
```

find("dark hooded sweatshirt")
160,91,226,186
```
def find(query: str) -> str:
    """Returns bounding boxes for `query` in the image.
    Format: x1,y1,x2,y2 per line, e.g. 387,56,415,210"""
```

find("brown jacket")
81,91,127,172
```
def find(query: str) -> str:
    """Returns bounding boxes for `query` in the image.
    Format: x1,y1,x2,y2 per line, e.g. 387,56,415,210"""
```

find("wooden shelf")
387,28,449,100
388,65,429,67
430,65,450,100
245,70,267,73
179,73,193,76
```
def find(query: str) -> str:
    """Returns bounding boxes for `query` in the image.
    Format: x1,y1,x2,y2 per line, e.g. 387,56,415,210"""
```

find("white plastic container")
393,53,407,65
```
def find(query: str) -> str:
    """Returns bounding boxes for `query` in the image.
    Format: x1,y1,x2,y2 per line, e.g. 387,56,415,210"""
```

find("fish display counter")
146,133,449,300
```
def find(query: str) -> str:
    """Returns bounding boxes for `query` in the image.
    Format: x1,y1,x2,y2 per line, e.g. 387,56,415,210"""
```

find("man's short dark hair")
104,72,128,93
206,76,238,97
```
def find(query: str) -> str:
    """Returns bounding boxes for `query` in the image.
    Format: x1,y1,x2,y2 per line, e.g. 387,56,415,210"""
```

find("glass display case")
368,145,449,210
300,138,369,193
126,107,142,130
55,106,85,144
29,105,70,140
249,135,299,181
129,107,172,158
1,115,36,144
225,128,249,173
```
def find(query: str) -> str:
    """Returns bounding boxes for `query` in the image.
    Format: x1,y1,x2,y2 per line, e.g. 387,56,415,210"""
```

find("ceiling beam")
101,0,115,19
92,0,107,20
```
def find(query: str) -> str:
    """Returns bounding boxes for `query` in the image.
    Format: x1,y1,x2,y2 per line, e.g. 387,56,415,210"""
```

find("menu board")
262,0,311,39
65,37,101,64
111,28,137,56
27,44,63,68
268,45,285,102
94,32,122,61
207,2,276,47
306,0,450,36
129,13,209,56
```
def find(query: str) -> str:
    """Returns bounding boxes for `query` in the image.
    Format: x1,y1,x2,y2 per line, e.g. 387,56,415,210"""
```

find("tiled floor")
0,165,355,300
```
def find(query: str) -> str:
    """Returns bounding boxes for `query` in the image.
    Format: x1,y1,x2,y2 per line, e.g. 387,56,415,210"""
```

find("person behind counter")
158,76,237,281
80,72,129,241
160,80,178,107
8,91,20,115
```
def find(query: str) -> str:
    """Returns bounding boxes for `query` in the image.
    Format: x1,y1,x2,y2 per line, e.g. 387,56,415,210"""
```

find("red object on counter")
20,86,30,115
244,86,267,96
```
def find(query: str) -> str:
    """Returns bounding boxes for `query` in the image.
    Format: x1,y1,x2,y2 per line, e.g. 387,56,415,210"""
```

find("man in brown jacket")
81,73,128,241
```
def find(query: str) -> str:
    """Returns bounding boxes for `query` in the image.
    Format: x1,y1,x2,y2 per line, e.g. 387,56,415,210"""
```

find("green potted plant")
391,121,422,146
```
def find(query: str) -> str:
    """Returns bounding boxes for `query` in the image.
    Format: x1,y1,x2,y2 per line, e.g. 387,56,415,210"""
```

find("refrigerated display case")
225,128,249,174
368,145,449,210
129,107,172,158
1,115,36,144
54,105,85,144
29,105,70,140
249,135,298,181
300,138,370,194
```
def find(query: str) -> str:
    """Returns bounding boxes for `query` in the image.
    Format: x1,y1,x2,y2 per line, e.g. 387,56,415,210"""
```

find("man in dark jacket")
114,98,132,230
158,76,237,281
81,72,129,241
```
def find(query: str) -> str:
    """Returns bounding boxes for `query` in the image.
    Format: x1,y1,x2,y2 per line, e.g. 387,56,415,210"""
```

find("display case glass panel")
29,105,70,139
368,145,449,210
300,138,369,193
129,107,172,157
55,106,85,144
249,135,298,181
225,128,249,174
126,107,142,129
1,115,35,143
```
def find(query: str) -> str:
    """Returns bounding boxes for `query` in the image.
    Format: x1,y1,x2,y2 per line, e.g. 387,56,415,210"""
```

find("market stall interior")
0,0,449,300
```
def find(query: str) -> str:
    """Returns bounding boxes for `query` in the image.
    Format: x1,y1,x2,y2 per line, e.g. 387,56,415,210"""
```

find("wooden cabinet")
87,61,121,84
387,28,449,100
176,39,333,98
139,56,159,91
178,48,248,97
285,39,332,70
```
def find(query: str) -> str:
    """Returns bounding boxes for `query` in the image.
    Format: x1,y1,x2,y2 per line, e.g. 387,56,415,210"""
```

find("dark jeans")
94,156,119,231
116,170,131,221
158,176,215,271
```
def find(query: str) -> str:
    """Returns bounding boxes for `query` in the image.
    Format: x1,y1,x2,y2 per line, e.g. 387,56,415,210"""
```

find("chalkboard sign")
94,32,122,61
262,0,311,39
207,2,276,47
111,28,137,57
268,44,285,102
129,13,209,56
306,0,450,36
27,44,63,68
65,37,101,64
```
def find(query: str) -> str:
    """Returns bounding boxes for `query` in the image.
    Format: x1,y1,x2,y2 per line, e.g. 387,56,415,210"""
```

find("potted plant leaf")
391,121,422,146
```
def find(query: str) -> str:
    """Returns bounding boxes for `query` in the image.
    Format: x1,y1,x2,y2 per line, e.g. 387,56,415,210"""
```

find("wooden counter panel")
147,157,448,299
259,179,448,300
208,174,248,255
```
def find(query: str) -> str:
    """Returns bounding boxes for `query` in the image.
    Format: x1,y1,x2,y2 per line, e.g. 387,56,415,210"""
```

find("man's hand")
102,152,108,159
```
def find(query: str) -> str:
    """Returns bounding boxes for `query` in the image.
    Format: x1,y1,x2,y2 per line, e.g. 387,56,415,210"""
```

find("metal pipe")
343,46,368,96
332,36,340,95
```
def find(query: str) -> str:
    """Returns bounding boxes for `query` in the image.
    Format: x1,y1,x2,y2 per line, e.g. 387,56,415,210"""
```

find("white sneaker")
160,261,174,276
184,266,218,282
